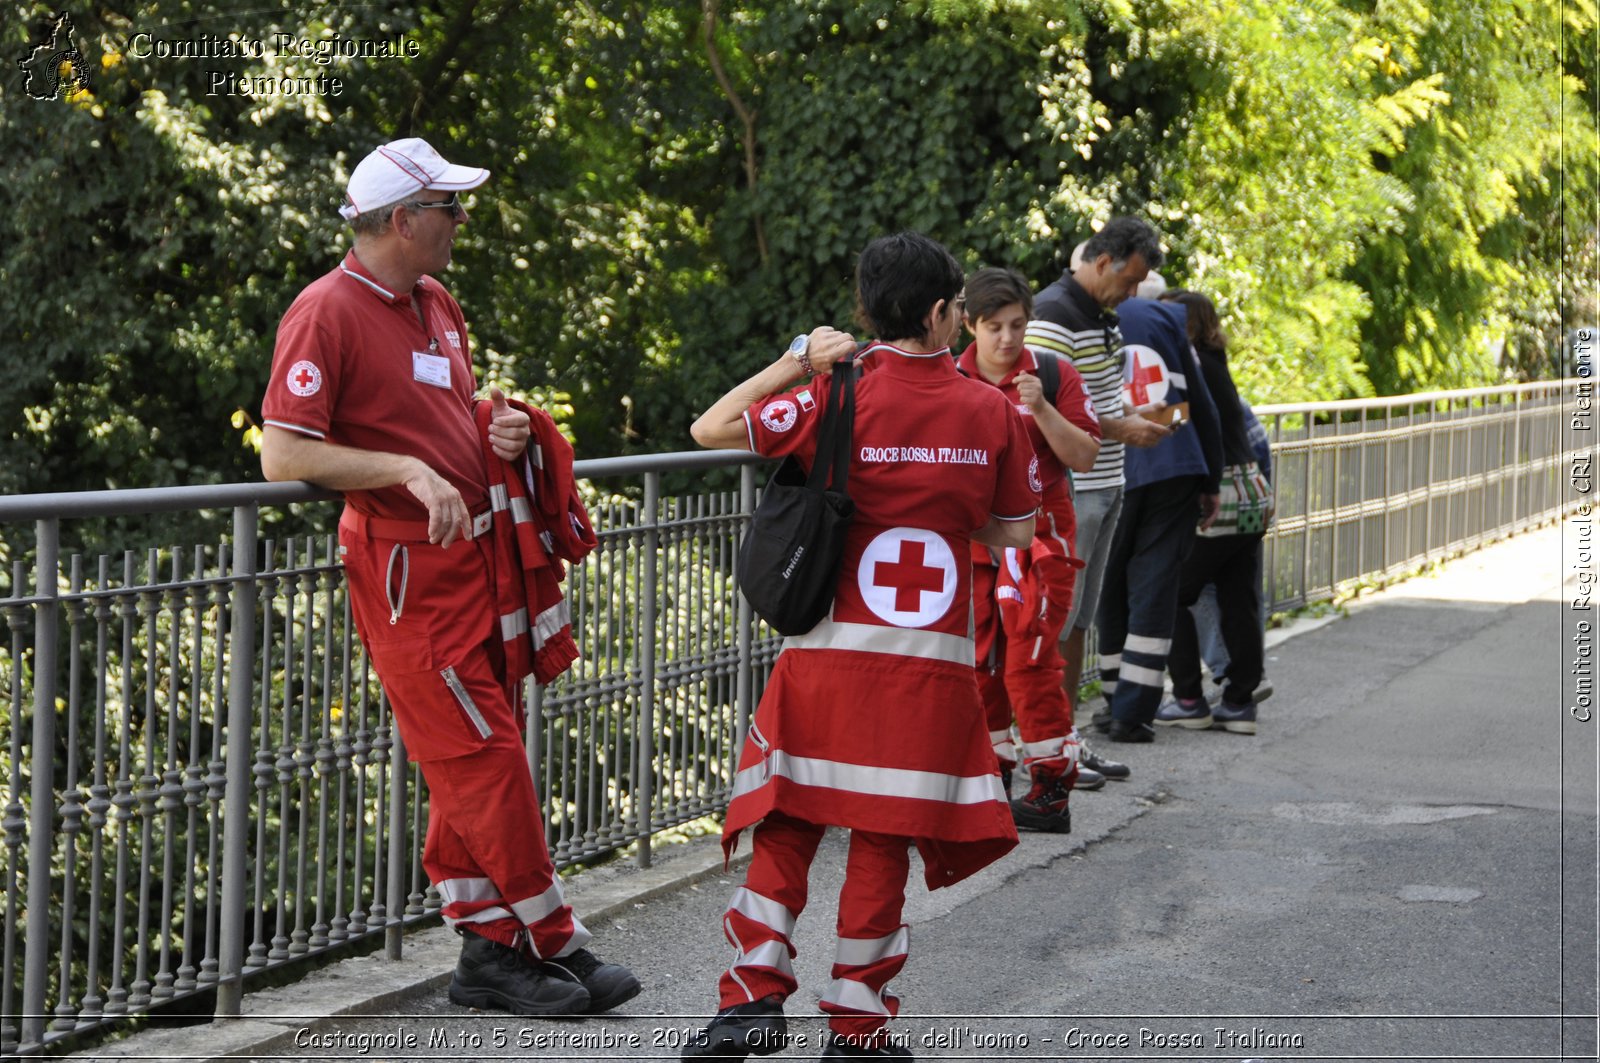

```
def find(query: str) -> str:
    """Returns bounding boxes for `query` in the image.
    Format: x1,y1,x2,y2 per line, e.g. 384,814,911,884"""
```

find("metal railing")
1254,381,1578,613
0,381,1584,1055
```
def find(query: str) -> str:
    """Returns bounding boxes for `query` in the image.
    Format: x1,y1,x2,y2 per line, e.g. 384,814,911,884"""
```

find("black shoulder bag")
736,359,858,635
955,350,1062,409
1033,350,1062,403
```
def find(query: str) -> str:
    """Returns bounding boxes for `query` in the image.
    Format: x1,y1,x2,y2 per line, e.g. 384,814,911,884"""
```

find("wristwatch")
788,333,814,376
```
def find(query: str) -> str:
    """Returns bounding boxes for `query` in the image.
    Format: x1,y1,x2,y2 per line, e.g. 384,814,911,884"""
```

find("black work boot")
681,994,788,1059
447,931,590,1015
543,947,643,1012
1010,774,1072,834
820,1032,914,1058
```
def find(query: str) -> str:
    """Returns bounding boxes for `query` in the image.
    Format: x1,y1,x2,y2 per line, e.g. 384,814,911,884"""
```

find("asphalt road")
111,528,1599,1063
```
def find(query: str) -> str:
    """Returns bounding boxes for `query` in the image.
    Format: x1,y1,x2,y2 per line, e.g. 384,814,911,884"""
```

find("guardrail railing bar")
0,383,1586,1054
638,472,661,869
21,518,60,1050
217,504,258,1016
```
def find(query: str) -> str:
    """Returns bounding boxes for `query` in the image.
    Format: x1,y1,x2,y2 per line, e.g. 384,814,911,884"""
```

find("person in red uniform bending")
259,138,638,1018
683,233,1039,1061
956,268,1127,833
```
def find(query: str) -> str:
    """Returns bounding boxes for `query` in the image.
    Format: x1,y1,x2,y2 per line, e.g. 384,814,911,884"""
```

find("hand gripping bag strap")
737,357,859,635
956,350,1060,412
1033,350,1061,408
806,357,856,494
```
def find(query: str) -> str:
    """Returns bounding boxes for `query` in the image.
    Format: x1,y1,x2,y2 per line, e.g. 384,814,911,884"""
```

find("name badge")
413,351,452,389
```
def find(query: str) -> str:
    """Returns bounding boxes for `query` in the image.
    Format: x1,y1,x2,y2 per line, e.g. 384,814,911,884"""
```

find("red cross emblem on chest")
1129,355,1164,407
873,539,946,612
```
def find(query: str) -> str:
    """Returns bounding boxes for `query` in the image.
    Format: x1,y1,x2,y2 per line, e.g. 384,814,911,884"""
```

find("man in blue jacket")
1093,294,1223,742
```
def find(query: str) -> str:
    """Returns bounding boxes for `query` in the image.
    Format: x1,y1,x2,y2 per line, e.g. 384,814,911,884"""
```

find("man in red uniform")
684,233,1039,1060
260,138,638,1017
956,268,1126,832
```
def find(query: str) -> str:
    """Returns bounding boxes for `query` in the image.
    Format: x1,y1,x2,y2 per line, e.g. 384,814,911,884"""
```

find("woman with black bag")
683,232,1039,1060
1154,289,1274,734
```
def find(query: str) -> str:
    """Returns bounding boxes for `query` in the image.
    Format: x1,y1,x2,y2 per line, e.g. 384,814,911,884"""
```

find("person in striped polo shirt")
1024,217,1175,742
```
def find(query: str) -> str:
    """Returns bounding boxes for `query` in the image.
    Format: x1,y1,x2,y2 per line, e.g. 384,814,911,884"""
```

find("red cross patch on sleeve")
286,360,323,397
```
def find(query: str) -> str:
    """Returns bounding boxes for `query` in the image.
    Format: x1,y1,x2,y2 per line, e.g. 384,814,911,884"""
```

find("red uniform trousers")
717,812,912,1046
972,498,1081,784
339,509,588,959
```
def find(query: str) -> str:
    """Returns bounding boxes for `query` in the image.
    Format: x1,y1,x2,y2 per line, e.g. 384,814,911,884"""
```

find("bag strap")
1033,350,1061,408
956,349,1061,413
806,350,861,494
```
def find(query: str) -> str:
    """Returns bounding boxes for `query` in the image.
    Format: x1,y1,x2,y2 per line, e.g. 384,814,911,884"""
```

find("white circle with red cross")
1122,344,1170,409
286,360,323,397
760,398,798,433
858,528,957,628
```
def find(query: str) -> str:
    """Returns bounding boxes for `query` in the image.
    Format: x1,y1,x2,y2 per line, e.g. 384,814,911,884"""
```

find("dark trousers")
1170,533,1265,705
1097,476,1203,726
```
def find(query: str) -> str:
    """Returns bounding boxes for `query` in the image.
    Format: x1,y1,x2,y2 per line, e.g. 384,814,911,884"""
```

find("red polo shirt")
263,252,488,519
955,343,1101,498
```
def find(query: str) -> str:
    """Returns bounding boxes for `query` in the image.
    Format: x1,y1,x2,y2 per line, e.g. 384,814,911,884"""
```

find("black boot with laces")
1010,774,1072,834
543,946,643,1013
448,931,590,1015
681,994,788,1059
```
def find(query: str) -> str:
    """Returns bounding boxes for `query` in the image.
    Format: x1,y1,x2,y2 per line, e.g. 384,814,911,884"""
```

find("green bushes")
3,0,1593,495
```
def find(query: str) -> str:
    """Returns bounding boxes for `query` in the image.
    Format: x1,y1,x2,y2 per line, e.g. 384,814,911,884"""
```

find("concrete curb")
70,835,751,1062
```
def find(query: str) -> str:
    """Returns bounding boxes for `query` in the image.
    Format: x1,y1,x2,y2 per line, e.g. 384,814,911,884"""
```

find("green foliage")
1345,0,1599,392
2,0,1593,500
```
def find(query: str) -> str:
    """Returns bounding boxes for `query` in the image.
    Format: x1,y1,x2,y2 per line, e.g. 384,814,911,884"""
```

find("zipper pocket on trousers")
750,723,772,781
386,544,410,625
440,666,493,740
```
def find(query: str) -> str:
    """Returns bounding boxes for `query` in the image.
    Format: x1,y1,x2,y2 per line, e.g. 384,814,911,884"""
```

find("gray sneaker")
1079,742,1130,780
1212,676,1272,706
1154,697,1212,729
1211,698,1257,734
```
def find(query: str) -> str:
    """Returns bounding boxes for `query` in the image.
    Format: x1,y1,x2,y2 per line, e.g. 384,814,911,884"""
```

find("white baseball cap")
339,137,489,220
1136,269,1168,299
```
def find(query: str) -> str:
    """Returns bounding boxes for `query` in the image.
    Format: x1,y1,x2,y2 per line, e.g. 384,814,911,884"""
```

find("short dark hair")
1080,216,1165,272
1160,288,1227,351
963,267,1033,322
855,231,965,341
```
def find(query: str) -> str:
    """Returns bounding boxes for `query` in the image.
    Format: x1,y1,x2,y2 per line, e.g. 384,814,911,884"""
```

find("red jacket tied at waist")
995,540,1085,641
475,398,598,685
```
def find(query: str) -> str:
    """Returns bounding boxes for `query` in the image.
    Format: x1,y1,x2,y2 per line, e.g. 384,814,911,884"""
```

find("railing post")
636,474,659,869
1510,390,1523,529
21,519,60,1049
1330,414,1342,592
216,505,258,1018
385,728,407,960
1300,415,1313,607
735,463,756,753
